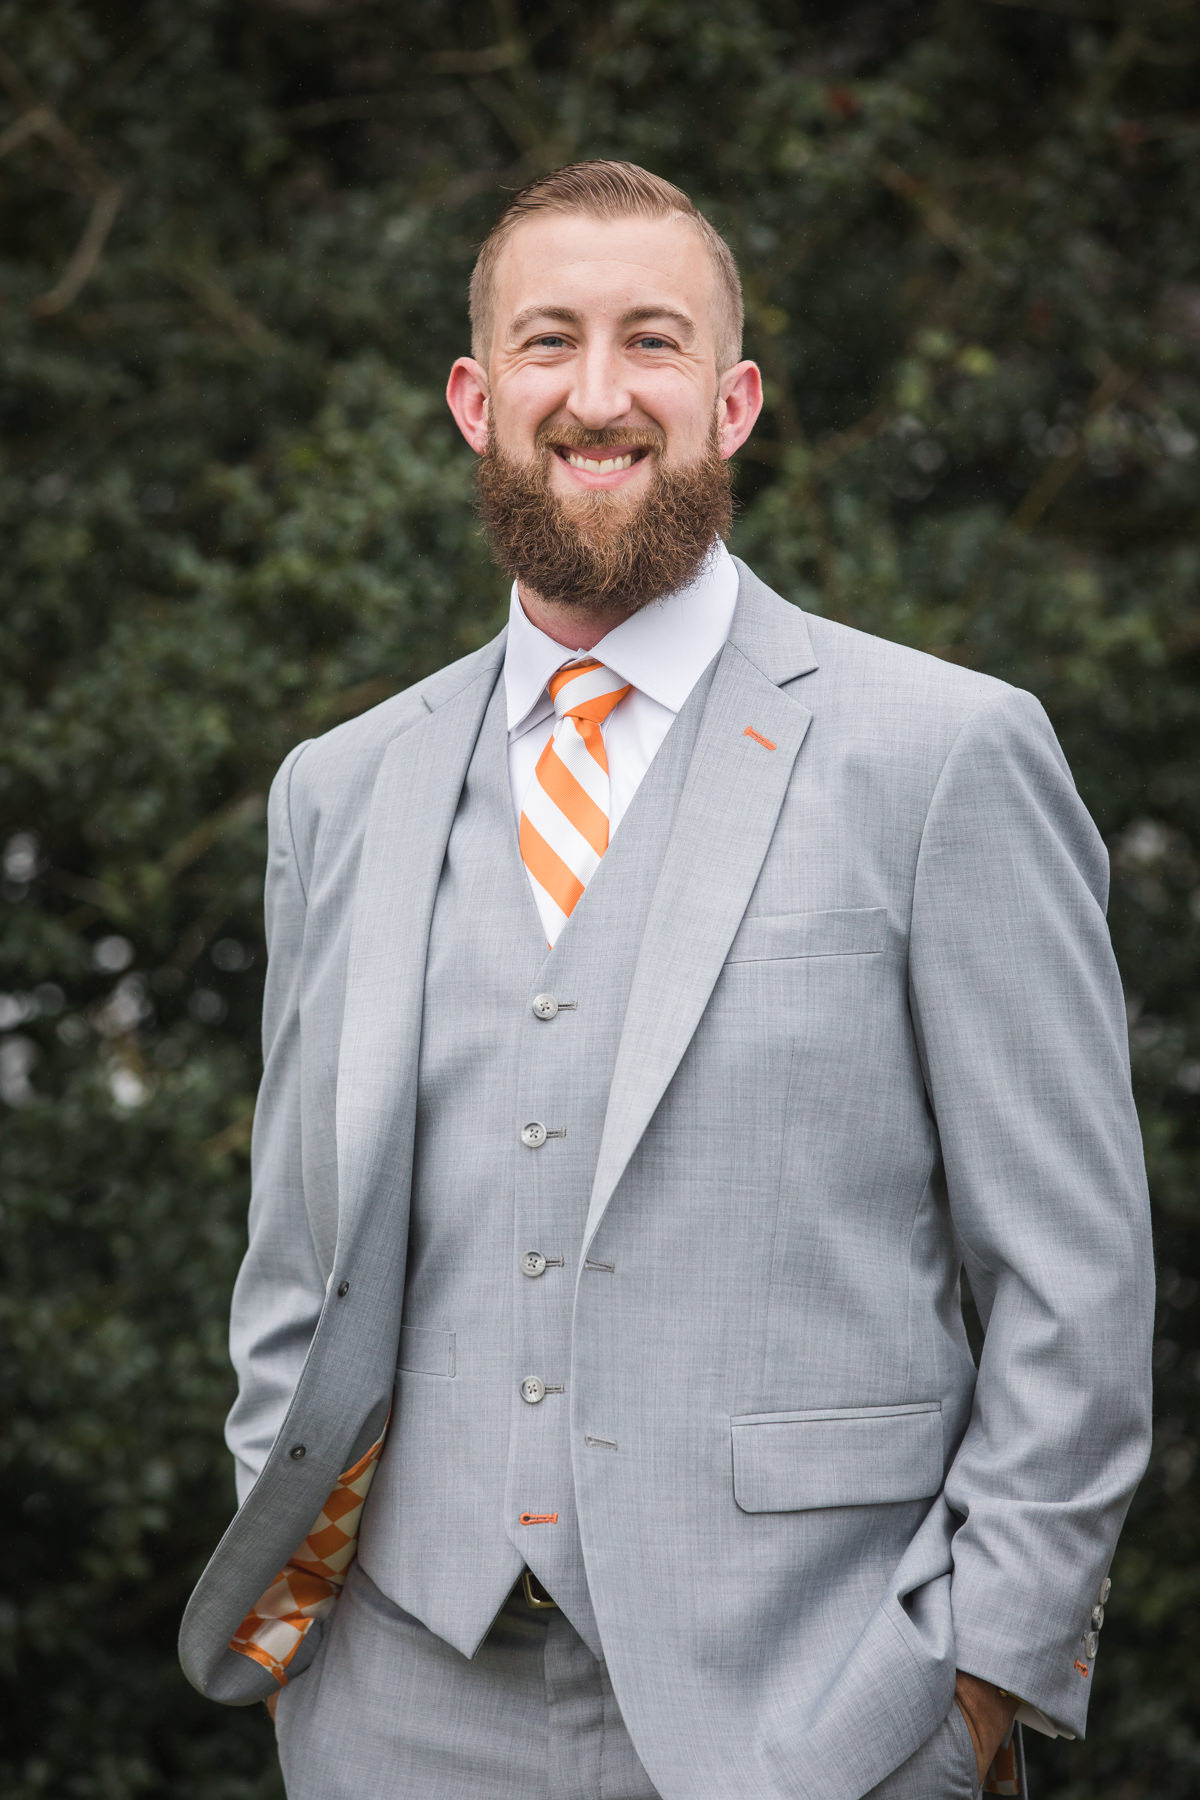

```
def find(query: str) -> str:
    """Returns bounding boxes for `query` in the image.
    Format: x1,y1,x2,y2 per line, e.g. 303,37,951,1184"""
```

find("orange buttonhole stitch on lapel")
520,1512,559,1525
743,726,777,751
1074,1660,1090,1677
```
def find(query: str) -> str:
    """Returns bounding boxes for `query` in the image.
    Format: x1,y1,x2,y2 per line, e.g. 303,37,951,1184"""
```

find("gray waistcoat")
357,657,715,1657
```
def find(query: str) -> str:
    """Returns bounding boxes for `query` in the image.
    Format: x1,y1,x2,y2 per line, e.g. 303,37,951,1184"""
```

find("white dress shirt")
504,541,740,835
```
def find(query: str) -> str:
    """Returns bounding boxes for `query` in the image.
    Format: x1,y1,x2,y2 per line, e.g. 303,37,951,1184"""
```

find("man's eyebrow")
505,304,697,341
506,306,583,339
620,305,696,340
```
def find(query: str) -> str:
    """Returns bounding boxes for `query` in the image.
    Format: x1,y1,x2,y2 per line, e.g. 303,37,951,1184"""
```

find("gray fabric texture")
358,654,717,1659
274,1563,982,1800
274,1564,660,1800
179,561,1153,1800
860,1704,981,1800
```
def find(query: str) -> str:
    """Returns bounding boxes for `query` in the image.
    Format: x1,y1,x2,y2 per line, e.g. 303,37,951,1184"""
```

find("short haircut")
469,160,744,371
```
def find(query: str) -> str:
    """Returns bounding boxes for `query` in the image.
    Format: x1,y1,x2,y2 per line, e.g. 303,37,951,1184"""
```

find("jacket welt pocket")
730,1401,942,1513
396,1325,456,1377
724,906,887,964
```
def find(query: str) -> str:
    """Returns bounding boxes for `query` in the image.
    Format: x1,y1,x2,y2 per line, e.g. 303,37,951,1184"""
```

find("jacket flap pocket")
397,1325,456,1377
731,1402,942,1513
725,906,887,964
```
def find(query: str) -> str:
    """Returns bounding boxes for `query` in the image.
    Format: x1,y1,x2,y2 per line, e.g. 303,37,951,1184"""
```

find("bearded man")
180,162,1153,1800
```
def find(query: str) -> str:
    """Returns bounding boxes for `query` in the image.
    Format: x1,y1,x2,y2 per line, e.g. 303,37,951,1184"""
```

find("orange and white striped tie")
519,659,633,945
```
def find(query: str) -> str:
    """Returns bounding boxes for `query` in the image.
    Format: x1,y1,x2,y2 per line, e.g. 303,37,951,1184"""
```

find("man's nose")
565,348,633,430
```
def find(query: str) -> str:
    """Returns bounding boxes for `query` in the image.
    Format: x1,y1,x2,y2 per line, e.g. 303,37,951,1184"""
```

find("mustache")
533,424,666,456
476,414,731,619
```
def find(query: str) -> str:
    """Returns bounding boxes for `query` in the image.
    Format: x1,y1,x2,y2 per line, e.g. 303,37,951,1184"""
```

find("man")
180,162,1154,1800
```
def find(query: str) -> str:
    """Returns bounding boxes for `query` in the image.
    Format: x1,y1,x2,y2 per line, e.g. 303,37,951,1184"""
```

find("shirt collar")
504,539,740,734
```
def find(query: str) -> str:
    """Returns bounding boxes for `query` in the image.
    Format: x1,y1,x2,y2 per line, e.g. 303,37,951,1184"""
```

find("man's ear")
446,357,490,454
716,361,764,460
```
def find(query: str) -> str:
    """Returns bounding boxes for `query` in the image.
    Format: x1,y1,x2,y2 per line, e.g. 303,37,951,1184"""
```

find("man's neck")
515,582,632,651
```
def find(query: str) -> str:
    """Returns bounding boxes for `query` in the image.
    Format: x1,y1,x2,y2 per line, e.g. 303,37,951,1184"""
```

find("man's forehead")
492,211,716,330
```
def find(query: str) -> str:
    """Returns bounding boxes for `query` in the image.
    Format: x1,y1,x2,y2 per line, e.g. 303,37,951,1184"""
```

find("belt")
520,1568,559,1610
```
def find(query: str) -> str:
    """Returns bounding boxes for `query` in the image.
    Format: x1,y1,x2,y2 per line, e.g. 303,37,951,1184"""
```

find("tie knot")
549,659,632,726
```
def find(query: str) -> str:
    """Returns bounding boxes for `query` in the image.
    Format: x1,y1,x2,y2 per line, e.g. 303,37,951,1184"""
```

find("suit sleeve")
223,739,326,1507
906,685,1154,1738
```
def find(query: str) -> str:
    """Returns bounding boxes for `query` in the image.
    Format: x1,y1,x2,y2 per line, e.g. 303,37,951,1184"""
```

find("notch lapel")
335,646,504,1253
582,618,814,1256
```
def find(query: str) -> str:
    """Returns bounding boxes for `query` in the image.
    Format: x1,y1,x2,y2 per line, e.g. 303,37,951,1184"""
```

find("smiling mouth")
554,447,650,475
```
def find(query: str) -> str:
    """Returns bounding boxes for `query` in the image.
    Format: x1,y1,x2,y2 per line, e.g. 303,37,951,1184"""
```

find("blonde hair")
469,160,744,371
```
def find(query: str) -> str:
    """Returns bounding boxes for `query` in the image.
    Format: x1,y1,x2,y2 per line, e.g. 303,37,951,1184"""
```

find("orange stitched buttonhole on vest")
520,1512,559,1525
1074,1660,1090,1678
743,726,777,751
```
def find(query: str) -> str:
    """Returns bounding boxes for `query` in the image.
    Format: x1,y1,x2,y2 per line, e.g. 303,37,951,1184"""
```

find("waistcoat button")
521,1121,548,1149
521,1251,548,1278
289,1444,306,1460
1099,1577,1111,1603
1084,1631,1099,1659
337,1280,350,1297
520,1376,547,1404
1091,1603,1104,1629
532,993,559,1021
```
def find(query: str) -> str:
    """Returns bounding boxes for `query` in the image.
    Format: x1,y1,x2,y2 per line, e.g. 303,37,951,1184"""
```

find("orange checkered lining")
229,1429,385,1685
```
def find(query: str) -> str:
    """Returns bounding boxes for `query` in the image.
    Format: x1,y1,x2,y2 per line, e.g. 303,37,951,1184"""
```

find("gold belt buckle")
521,1568,559,1610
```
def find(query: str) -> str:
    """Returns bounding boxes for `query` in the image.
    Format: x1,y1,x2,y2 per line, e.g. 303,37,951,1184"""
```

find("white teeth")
566,452,635,473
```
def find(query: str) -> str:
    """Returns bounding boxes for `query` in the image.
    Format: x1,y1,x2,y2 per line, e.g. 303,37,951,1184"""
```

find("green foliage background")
1,1,1197,1792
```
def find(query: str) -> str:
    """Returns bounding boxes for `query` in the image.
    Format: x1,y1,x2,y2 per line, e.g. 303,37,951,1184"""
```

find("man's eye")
532,335,568,349
634,336,671,350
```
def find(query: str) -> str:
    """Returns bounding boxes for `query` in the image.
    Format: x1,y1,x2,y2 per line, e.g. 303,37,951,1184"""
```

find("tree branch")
964,359,1143,612
0,103,52,158
868,155,1005,282
275,91,407,128
1007,361,1140,536
814,404,895,470
0,53,128,317
431,42,524,75
0,45,39,107
0,70,111,193
159,793,266,883
160,259,279,347
466,72,547,155
202,1112,254,1158
165,905,231,972
1082,15,1148,108
32,180,127,317
981,0,1191,16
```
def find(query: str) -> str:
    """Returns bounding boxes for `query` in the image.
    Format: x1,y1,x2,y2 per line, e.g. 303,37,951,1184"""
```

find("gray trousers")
274,1562,985,1800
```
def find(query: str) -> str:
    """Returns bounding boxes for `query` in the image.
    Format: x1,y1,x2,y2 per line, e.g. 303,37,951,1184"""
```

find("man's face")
447,211,762,619
484,210,726,493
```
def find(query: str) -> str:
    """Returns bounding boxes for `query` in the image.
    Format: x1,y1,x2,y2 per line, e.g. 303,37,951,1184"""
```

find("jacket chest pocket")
730,1401,942,1512
724,906,887,964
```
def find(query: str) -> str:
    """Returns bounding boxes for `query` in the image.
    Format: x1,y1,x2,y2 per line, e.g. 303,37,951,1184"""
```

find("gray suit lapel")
335,638,505,1251
582,566,818,1255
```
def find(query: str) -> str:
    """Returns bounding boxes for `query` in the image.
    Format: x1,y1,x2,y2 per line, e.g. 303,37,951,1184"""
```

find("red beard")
476,421,733,620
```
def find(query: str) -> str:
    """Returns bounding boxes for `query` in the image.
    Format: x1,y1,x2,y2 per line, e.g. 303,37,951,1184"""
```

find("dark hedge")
1,2,1197,1793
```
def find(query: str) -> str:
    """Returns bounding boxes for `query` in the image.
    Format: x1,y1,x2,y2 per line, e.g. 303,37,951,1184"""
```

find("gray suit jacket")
180,561,1153,1800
